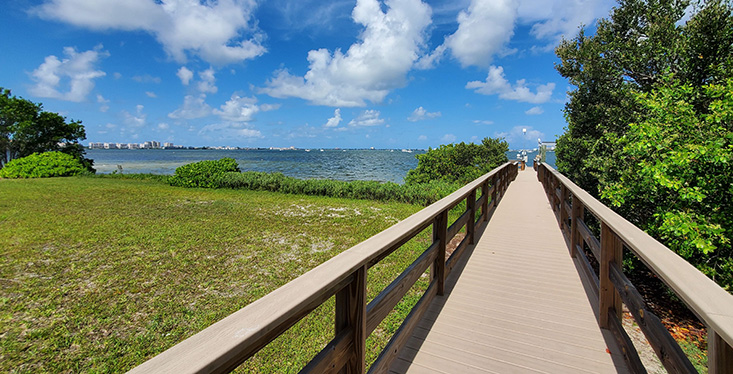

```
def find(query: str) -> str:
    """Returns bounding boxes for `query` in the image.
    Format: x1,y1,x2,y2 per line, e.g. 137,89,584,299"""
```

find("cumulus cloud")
324,108,343,128
466,65,555,104
122,104,146,128
168,94,212,119
145,91,157,98
177,66,193,85
525,106,544,115
444,0,517,68
407,106,441,122
97,94,110,112
349,109,384,127
34,0,266,65
212,94,260,122
418,134,428,141
29,46,108,102
518,0,615,44
196,68,217,94
260,0,432,107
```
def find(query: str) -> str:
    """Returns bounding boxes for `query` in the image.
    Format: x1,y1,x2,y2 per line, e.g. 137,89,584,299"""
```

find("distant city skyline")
1,0,629,149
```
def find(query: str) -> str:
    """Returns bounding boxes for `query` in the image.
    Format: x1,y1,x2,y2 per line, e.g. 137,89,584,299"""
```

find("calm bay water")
86,148,556,184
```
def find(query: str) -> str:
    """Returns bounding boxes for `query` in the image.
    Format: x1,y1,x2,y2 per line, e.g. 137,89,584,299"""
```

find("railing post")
481,180,489,222
570,198,583,258
467,189,476,244
335,265,367,374
432,211,448,296
491,175,498,209
560,185,569,236
709,330,733,374
599,222,623,329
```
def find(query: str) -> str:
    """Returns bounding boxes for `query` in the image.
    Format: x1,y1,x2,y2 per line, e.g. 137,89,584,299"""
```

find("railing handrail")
537,162,733,373
130,162,518,373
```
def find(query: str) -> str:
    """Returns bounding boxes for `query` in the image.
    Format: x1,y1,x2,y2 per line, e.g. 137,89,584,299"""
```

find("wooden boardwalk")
390,169,630,373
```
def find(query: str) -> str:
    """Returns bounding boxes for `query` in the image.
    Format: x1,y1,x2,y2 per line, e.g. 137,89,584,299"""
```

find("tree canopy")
555,0,733,289
405,137,508,185
554,0,733,192
0,88,92,171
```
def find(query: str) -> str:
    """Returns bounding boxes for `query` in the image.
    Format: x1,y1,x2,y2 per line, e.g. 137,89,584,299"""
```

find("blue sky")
0,0,618,149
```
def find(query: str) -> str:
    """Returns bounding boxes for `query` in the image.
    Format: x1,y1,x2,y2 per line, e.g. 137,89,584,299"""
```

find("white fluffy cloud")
213,94,260,122
525,106,544,115
168,94,212,119
34,0,266,65
97,94,110,112
407,106,441,122
349,109,384,127
441,133,457,143
466,65,555,104
196,68,217,94
518,0,615,43
177,66,193,85
30,46,108,102
261,0,432,107
324,108,343,128
122,104,147,128
444,0,517,68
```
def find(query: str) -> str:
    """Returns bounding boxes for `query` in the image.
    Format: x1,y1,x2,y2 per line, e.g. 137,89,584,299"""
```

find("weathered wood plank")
606,307,647,374
577,218,601,260
336,265,367,374
541,164,733,350
599,222,623,330
609,263,696,373
367,242,438,335
709,330,733,374
368,283,437,374
300,329,353,374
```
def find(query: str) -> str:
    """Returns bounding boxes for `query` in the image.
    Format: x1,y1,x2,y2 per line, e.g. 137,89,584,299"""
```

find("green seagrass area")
0,176,437,373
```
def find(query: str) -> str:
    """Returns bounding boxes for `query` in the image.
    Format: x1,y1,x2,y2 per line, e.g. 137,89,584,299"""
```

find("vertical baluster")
600,222,623,328
709,330,733,374
481,180,489,222
335,265,367,374
432,211,447,296
570,198,584,259
560,185,569,236
467,189,476,244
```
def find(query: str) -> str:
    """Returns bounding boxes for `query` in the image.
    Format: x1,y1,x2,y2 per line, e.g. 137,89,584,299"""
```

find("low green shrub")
181,168,461,206
0,151,87,178
168,158,240,188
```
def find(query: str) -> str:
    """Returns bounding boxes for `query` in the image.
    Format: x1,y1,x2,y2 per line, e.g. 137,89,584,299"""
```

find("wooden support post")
491,176,498,208
570,198,583,258
709,330,733,374
481,180,489,222
467,189,476,244
599,222,623,329
335,265,367,374
432,211,447,296
560,185,569,236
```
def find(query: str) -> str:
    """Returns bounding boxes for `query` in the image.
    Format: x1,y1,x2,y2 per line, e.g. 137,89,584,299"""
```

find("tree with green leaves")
404,137,508,185
554,0,733,193
601,77,733,290
0,88,92,171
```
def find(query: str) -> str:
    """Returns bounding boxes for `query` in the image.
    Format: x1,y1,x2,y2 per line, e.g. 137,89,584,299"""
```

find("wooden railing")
537,163,733,374
129,162,519,374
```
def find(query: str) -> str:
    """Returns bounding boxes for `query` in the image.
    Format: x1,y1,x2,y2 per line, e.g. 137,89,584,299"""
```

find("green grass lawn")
0,176,429,373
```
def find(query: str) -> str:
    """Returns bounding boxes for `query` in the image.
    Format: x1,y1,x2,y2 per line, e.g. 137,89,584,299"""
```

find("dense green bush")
168,158,240,188
405,137,508,185
600,78,733,290
0,151,86,178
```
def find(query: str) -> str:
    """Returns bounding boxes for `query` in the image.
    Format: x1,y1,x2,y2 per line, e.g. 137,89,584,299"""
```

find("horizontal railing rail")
129,162,519,374
537,163,733,374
